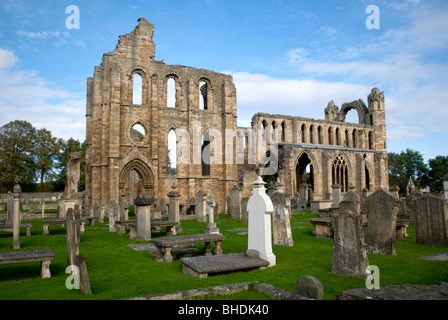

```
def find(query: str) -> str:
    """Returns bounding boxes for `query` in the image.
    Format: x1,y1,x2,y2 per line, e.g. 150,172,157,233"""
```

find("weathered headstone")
365,189,399,255
168,188,182,233
230,187,241,219
271,183,293,247
66,207,80,267
108,202,116,232
443,174,448,200
195,190,208,222
292,191,302,211
135,195,154,241
296,276,324,300
414,194,448,246
6,191,13,224
13,181,21,249
247,176,276,267
331,184,342,209
75,255,92,295
331,197,369,278
299,183,308,209
204,196,220,234
241,197,249,225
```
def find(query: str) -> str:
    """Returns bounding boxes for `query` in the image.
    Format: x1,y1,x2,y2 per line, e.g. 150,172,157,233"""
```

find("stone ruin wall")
85,18,389,211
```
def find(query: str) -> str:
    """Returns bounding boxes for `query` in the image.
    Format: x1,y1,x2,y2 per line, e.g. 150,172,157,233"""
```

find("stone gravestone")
331,184,342,210
299,183,308,209
331,197,369,278
414,194,448,246
204,196,220,234
13,181,21,249
271,182,293,247
365,189,399,255
108,201,116,232
292,191,301,211
247,176,276,267
134,195,154,241
230,187,241,219
6,191,13,225
168,187,182,233
241,197,249,225
66,207,80,268
75,255,92,295
195,190,208,222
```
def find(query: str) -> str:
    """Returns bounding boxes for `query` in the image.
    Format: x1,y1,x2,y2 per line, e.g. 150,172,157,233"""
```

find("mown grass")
0,210,447,300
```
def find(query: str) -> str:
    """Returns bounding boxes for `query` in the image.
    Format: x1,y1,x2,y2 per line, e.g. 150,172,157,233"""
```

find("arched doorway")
119,159,155,201
296,153,314,192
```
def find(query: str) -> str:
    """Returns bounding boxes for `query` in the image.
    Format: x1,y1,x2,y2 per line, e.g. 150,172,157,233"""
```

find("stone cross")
247,176,276,267
331,197,369,278
204,196,220,234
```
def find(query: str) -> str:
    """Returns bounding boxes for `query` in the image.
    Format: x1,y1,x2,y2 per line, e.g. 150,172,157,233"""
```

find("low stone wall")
128,281,313,300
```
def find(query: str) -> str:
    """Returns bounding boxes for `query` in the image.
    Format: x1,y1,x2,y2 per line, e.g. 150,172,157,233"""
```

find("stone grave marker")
247,176,276,267
271,183,293,247
365,189,399,255
331,197,369,278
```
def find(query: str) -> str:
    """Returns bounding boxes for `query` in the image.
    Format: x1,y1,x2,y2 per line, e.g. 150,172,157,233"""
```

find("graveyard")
0,191,447,300
1,16,448,303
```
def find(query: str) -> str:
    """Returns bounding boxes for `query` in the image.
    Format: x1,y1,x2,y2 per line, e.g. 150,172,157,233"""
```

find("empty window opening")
301,124,306,143
201,132,210,176
130,123,146,144
309,125,314,144
318,126,323,144
167,129,177,176
281,122,286,142
199,81,208,110
270,122,276,142
167,78,176,108
133,73,143,105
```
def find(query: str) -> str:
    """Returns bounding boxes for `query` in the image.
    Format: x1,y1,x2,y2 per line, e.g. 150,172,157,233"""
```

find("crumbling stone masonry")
85,18,389,211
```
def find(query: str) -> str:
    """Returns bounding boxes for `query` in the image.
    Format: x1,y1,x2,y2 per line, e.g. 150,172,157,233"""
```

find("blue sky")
0,0,447,161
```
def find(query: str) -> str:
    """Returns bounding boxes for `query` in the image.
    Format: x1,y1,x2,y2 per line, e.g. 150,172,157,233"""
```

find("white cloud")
231,71,371,126
0,48,19,68
0,48,86,141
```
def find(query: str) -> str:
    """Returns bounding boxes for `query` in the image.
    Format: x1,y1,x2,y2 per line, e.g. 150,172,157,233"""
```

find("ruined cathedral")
84,18,389,212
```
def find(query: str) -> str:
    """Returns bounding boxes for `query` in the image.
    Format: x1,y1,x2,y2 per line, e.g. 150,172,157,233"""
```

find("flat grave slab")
180,253,270,278
419,251,448,261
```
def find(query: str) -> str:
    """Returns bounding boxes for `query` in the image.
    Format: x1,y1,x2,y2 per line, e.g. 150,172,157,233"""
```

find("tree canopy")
0,120,85,192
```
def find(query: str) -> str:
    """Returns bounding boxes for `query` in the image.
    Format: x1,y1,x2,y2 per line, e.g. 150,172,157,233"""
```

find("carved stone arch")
119,158,154,190
197,76,213,111
127,66,149,105
332,152,352,192
295,150,319,192
164,73,182,108
339,99,369,124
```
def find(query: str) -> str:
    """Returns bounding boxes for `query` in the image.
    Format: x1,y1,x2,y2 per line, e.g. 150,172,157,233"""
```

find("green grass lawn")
0,211,447,300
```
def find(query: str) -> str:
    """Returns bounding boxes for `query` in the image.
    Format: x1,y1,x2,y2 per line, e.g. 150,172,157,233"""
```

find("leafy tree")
34,128,59,191
388,148,428,194
0,120,37,191
425,156,448,193
54,138,85,191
